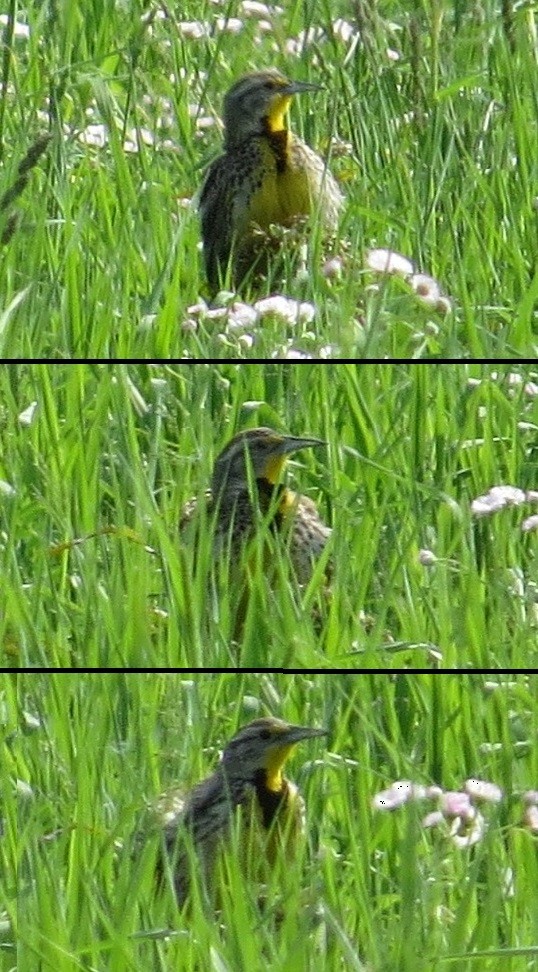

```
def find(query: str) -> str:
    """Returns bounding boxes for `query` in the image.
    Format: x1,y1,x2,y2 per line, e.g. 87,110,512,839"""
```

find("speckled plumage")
199,68,343,292
155,717,327,907
180,427,332,589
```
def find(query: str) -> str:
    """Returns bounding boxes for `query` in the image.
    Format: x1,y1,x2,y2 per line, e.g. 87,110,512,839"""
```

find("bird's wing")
199,147,259,291
163,770,251,905
199,157,238,292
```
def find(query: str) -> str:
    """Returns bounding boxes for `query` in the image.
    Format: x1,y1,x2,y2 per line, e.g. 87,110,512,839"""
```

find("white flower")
365,248,414,276
471,485,526,517
18,401,38,426
254,295,316,325
464,779,503,803
418,548,437,566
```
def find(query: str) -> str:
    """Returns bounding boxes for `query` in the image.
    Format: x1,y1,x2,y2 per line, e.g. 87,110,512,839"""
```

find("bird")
199,68,343,293
155,716,327,908
180,427,332,594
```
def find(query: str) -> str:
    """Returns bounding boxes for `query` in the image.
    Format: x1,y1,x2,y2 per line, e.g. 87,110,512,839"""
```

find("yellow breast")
239,781,305,875
247,140,314,228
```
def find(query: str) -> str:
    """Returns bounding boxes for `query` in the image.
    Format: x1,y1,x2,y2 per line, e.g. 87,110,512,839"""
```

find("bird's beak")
283,80,324,96
280,724,328,745
264,435,325,484
280,435,326,456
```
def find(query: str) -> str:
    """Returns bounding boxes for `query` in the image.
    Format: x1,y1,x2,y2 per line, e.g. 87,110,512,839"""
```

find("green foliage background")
2,361,537,668
1,1,537,358
8,671,538,971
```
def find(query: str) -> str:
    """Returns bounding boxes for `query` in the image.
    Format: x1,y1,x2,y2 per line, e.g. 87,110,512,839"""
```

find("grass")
8,671,538,970
2,361,537,669
1,1,537,358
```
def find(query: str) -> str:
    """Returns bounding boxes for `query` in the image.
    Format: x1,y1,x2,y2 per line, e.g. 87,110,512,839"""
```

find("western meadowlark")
199,68,343,292
180,427,332,593
156,716,327,908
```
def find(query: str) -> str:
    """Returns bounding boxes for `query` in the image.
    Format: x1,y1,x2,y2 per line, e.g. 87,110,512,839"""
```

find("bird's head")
211,426,324,496
223,69,322,149
221,716,327,791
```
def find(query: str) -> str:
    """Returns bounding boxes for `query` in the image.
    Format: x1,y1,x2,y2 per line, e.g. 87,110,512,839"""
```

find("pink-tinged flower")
522,514,538,533
526,490,538,503
464,779,503,803
449,808,485,848
423,802,486,848
522,790,538,805
471,485,526,516
471,493,498,516
439,791,473,819
488,486,526,505
418,548,437,566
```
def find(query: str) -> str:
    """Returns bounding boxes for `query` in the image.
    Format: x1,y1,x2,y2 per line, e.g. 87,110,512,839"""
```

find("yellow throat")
264,742,297,792
263,453,288,485
267,94,292,134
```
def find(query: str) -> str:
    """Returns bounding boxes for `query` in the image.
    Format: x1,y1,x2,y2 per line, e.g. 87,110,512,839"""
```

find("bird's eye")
259,728,272,740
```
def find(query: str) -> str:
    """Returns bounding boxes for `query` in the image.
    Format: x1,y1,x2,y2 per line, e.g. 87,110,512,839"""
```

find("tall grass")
1,2,536,358
10,671,538,970
2,362,536,669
